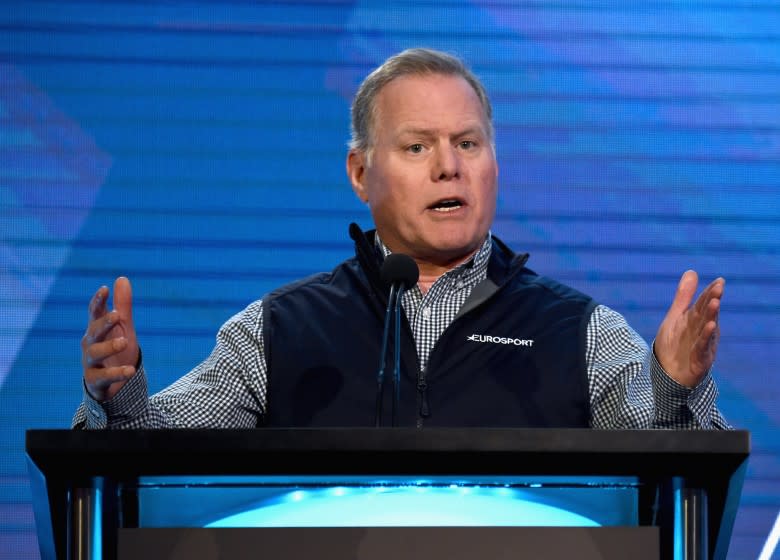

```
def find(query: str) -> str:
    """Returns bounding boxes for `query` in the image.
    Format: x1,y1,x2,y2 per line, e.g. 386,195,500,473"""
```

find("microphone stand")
374,252,418,427
392,284,407,427
374,283,398,427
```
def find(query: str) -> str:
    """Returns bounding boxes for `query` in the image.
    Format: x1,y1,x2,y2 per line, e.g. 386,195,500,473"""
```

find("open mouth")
429,198,464,213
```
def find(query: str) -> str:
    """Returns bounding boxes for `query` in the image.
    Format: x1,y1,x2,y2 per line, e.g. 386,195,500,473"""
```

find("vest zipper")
417,367,431,426
414,266,520,426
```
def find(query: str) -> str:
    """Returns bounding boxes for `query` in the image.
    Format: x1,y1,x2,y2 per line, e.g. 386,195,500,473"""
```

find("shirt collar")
374,233,493,286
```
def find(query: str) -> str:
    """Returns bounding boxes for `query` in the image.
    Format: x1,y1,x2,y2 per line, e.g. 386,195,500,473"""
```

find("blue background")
1,1,778,558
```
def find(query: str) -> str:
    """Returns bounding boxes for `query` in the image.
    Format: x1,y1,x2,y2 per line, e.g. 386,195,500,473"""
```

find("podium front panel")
25,428,750,560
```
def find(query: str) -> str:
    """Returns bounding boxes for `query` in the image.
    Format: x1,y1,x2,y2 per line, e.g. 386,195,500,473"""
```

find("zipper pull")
418,380,430,418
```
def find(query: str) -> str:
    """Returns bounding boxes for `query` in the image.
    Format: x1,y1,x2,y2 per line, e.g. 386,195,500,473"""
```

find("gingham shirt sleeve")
72,300,269,429
587,304,731,430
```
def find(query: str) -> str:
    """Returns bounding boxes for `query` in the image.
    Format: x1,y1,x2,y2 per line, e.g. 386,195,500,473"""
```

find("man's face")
347,73,498,268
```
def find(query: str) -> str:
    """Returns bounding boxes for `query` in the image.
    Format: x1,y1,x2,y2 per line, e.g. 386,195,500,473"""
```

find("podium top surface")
26,428,750,480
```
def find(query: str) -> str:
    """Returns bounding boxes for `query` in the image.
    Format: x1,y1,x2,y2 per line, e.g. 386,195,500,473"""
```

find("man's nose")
432,144,460,181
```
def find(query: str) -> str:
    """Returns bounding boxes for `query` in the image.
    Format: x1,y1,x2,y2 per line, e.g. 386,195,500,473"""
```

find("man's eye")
459,140,476,150
408,144,424,154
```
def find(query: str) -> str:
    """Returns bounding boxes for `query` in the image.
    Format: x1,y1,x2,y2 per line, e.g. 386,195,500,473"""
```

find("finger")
113,277,134,325
694,297,721,340
692,320,719,371
83,310,121,346
708,277,726,304
84,364,136,388
667,270,699,318
83,337,129,366
693,277,725,319
707,294,721,323
88,285,110,321
688,295,719,343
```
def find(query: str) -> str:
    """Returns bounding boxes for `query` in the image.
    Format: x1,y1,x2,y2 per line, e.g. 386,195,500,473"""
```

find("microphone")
380,253,420,291
375,253,419,427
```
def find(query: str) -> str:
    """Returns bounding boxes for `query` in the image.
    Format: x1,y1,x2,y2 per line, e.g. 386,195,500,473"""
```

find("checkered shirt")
75,235,730,431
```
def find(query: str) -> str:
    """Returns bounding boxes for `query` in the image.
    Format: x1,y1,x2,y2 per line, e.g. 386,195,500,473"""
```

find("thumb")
667,270,698,319
112,276,134,324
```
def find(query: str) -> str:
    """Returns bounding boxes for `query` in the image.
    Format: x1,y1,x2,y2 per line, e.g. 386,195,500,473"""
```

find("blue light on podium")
206,485,601,528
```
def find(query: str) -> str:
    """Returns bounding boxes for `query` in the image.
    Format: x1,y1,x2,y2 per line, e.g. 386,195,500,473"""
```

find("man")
75,48,728,430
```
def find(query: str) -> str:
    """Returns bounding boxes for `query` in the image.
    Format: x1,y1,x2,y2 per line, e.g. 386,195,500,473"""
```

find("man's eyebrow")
396,127,437,138
452,126,486,138
397,126,486,138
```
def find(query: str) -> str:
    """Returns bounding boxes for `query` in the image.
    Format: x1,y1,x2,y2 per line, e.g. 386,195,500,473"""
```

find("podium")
25,428,749,560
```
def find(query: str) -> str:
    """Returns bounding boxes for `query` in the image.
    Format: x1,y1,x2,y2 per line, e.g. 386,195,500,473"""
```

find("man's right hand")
81,276,139,402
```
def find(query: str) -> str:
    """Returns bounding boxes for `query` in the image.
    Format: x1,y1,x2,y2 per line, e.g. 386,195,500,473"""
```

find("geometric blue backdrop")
2,2,778,558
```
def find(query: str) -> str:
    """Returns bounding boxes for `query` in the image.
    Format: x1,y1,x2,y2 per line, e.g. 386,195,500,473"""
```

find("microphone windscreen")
380,253,420,289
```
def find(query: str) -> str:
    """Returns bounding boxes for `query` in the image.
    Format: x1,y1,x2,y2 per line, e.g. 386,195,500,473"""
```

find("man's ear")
347,149,369,203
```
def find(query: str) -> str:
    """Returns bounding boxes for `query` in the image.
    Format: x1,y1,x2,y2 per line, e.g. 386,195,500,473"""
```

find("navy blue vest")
262,224,596,428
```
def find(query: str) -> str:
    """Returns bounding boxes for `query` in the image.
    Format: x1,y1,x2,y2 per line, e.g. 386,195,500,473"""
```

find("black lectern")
25,428,749,560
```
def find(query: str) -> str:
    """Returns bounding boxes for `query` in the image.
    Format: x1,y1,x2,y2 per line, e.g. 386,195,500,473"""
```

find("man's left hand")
655,270,725,388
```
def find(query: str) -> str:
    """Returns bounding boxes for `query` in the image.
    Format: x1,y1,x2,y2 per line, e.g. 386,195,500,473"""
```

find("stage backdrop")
1,1,778,558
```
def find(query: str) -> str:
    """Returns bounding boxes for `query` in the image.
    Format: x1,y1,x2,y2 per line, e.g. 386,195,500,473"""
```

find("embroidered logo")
467,334,534,347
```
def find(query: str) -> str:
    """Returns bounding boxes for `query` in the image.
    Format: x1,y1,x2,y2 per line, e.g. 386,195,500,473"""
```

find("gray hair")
349,48,494,158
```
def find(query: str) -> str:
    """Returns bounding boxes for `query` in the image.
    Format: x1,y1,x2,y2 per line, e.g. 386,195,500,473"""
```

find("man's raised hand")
654,270,725,388
81,276,139,401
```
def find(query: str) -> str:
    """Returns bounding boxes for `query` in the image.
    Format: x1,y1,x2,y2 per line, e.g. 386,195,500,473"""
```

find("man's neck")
417,275,436,295
372,232,491,295
415,251,478,295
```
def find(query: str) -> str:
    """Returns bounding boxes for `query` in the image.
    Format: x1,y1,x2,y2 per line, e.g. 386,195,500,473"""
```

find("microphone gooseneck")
374,254,419,427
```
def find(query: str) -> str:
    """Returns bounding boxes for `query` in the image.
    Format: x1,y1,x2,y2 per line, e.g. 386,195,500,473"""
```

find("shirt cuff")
650,342,718,429
81,363,150,429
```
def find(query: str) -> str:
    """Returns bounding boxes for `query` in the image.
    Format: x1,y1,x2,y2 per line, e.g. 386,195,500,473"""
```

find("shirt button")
456,280,464,289
422,307,431,320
